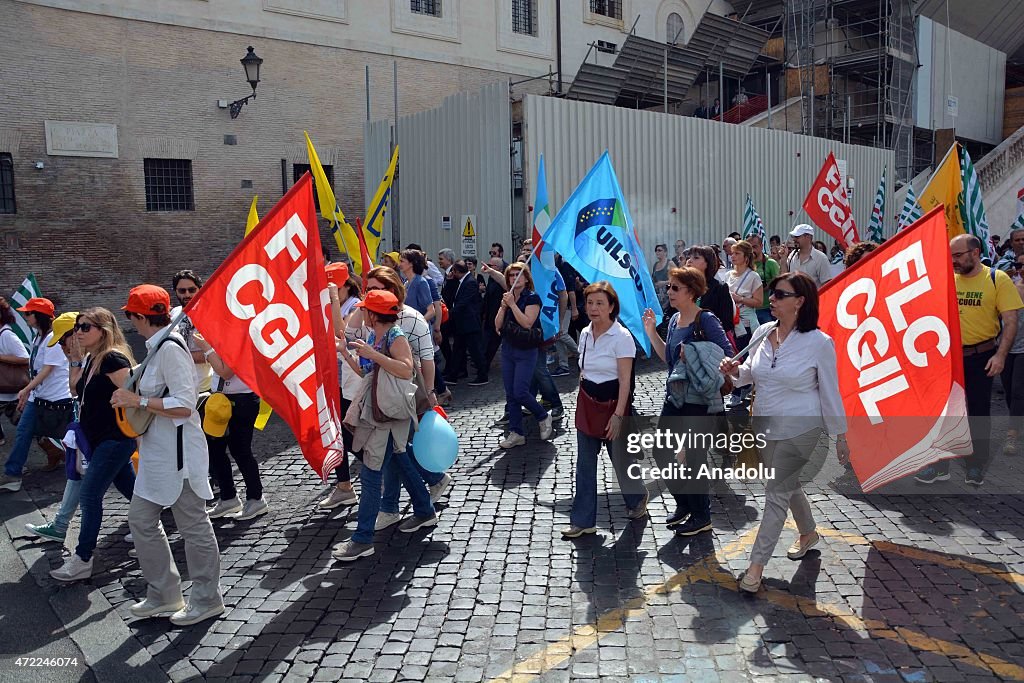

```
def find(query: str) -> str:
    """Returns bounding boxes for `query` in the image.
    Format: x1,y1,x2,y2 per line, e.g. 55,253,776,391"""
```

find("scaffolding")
784,0,927,181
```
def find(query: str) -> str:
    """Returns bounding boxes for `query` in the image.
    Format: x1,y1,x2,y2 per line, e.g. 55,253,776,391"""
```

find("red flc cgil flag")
803,152,860,248
818,207,971,491
185,173,345,480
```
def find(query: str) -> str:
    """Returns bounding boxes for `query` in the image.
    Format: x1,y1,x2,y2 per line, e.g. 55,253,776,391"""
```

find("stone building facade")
0,0,721,312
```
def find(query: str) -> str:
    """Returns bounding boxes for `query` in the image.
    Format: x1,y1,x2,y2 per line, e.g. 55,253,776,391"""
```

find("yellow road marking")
487,526,762,682
488,521,1024,683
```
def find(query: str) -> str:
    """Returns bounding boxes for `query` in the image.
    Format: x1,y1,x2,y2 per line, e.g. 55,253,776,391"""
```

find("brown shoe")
38,438,64,472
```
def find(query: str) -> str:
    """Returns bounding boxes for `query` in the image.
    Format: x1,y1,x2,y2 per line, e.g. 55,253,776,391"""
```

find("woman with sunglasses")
642,267,733,535
495,263,553,449
0,298,71,493
0,297,30,449
719,273,848,594
48,308,138,581
1002,255,1024,454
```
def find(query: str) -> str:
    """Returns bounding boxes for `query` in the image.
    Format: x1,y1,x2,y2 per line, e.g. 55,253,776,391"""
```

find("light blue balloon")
412,410,459,473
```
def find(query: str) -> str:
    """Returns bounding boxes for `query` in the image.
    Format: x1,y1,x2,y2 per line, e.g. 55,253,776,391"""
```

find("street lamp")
229,46,263,119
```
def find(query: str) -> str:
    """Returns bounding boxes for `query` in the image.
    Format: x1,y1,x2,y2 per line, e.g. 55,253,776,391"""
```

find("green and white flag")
9,273,41,346
897,183,923,231
742,193,765,243
1010,212,1024,232
959,146,991,258
867,166,886,242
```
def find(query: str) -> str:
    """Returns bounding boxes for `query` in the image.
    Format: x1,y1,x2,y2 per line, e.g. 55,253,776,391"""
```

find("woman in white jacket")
720,273,849,593
112,285,223,626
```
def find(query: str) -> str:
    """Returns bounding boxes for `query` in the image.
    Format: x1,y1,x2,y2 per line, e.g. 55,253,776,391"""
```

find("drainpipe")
556,0,563,93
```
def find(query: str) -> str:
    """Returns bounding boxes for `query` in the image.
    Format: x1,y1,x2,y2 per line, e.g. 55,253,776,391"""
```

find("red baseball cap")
354,289,400,315
122,284,171,317
16,297,55,317
325,262,350,288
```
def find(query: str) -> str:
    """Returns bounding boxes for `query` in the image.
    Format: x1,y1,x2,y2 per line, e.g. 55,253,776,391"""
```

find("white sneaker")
50,554,93,582
169,602,225,626
428,474,453,504
374,511,402,531
539,415,554,441
207,497,242,519
125,532,134,544
499,433,526,449
130,598,185,618
319,487,358,510
235,497,269,520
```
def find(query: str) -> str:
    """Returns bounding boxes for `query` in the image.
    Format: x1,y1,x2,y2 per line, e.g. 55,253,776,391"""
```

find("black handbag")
32,398,75,439
501,313,543,349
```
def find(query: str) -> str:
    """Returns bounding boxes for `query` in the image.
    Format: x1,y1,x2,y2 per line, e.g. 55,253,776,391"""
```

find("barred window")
0,154,14,214
590,0,621,19
293,163,334,209
411,0,441,17
513,0,537,36
666,12,684,43
144,159,194,212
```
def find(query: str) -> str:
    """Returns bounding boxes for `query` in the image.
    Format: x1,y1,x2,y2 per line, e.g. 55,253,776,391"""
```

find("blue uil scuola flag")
541,151,661,354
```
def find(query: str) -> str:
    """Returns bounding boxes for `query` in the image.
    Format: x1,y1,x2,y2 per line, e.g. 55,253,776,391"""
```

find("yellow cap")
48,312,80,347
386,251,400,265
202,393,232,438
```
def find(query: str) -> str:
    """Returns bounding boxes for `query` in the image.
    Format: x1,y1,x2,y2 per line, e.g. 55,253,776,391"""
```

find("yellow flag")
919,142,966,241
242,195,275,431
303,131,368,274
363,145,399,261
244,195,260,236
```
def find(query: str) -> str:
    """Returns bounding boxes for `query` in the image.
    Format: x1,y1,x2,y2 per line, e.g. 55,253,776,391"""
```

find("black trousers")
207,392,263,501
450,330,487,380
333,395,355,483
937,348,995,473
484,326,502,370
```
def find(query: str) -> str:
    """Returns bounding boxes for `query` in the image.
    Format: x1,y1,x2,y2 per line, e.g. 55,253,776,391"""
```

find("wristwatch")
69,361,85,368
139,397,150,410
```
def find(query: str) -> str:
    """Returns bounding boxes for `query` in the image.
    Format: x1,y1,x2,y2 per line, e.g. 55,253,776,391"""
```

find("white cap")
790,224,815,238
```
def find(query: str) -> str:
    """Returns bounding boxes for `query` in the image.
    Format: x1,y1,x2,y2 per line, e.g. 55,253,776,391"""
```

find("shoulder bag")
370,327,419,424
575,332,621,440
0,328,30,394
116,335,188,438
500,302,543,349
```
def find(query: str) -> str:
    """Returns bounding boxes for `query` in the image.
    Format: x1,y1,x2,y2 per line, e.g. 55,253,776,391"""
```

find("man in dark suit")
445,261,488,386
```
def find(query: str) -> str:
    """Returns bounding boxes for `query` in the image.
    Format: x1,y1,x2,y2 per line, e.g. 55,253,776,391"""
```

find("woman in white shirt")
561,282,644,538
193,336,268,522
726,240,763,348
1,298,71,492
0,297,30,448
111,285,223,626
719,273,849,594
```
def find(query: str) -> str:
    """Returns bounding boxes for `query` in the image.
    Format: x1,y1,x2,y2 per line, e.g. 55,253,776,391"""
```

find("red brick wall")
0,1,513,315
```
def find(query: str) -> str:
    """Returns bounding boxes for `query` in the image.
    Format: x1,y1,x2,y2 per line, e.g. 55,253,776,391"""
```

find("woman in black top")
50,308,138,582
685,245,737,350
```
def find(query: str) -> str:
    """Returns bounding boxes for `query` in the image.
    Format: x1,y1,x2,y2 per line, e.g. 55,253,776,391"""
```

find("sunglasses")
176,286,198,295
489,250,500,256
668,283,685,292
366,285,386,292
768,289,800,299
75,322,96,332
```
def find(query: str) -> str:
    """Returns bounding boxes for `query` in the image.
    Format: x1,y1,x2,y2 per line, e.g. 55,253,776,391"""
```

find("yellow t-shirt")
955,267,1024,346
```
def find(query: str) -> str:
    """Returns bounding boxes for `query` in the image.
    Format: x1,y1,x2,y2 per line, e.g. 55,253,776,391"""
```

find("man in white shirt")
170,269,212,395
780,224,832,288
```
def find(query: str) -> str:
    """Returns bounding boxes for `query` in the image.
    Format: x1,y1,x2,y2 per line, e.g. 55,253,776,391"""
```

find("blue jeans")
352,434,434,544
755,308,774,325
380,440,443,514
4,399,37,477
53,478,82,534
531,351,563,409
502,344,547,436
570,431,645,529
76,438,136,562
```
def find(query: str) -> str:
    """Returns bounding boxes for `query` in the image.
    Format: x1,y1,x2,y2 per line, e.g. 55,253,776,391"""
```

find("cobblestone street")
3,359,1024,682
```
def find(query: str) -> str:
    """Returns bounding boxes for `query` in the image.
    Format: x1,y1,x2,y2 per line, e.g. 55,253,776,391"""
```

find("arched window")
666,12,684,44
